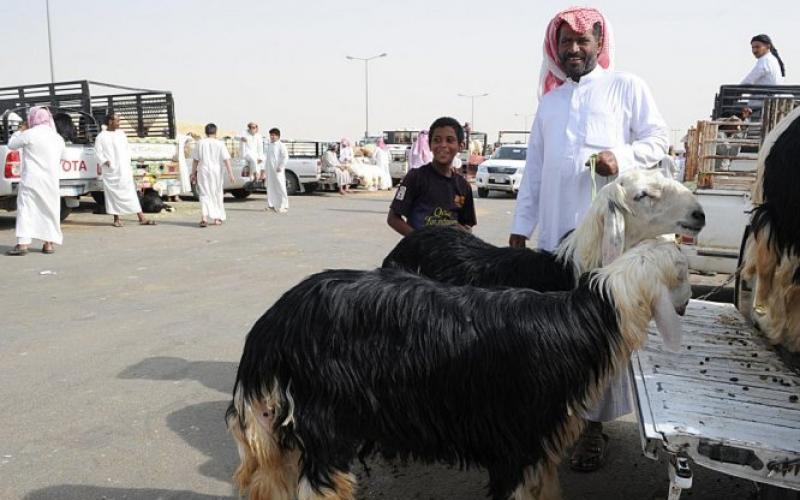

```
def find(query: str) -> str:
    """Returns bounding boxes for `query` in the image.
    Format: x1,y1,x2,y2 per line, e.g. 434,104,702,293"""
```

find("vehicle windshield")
493,146,526,160
383,131,418,145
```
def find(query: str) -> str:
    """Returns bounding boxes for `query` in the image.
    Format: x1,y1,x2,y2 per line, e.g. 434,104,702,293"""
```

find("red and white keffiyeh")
538,6,614,99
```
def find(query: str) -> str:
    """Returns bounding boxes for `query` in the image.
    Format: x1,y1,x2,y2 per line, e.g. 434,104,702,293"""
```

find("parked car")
474,144,527,198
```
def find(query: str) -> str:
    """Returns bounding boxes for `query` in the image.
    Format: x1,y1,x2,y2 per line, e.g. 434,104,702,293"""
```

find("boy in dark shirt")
387,117,477,236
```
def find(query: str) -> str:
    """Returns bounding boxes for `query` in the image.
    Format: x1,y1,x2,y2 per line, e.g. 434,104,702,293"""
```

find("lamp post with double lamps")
346,52,388,140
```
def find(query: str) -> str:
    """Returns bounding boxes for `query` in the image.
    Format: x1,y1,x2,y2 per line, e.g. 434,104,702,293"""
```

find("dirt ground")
0,189,768,500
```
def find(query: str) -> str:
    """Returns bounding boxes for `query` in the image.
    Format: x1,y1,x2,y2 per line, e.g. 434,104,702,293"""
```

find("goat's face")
615,169,706,241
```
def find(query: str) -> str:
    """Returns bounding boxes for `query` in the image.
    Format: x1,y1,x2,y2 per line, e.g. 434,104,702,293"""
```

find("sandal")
42,244,55,254
569,426,609,472
139,220,156,226
112,220,123,228
6,246,28,256
199,220,208,228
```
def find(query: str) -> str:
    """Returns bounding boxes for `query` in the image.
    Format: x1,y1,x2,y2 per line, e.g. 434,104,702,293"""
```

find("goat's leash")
693,263,743,301
586,154,598,201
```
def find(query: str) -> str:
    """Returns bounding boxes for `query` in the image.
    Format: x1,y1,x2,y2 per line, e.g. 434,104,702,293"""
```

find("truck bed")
632,299,800,490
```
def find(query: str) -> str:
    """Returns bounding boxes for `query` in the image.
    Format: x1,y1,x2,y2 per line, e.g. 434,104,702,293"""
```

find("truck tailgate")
631,299,800,490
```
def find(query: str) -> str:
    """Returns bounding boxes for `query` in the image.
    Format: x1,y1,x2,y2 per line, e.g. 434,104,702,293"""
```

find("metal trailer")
0,80,175,144
632,299,800,500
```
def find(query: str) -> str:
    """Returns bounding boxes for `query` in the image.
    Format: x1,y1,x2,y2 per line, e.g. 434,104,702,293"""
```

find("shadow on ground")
167,400,239,483
118,356,236,395
23,485,233,500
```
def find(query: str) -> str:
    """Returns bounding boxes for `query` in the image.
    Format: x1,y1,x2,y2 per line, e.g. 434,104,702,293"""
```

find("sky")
2,0,798,145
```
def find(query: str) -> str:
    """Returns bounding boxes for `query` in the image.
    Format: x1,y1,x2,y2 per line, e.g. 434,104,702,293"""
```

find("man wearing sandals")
95,113,155,227
5,107,65,256
509,7,669,472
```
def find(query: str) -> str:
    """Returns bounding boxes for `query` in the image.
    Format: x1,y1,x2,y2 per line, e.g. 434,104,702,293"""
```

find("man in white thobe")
240,122,265,182
321,143,351,195
509,7,669,472
95,113,154,227
6,107,65,255
265,127,289,213
191,123,234,227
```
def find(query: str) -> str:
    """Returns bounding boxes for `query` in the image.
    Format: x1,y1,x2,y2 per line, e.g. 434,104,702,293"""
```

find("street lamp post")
346,52,387,140
458,92,489,131
45,0,55,83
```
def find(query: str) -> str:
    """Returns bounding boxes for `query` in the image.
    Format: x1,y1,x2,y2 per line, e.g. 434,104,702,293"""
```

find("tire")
477,187,489,198
230,189,251,199
285,171,301,195
59,198,71,221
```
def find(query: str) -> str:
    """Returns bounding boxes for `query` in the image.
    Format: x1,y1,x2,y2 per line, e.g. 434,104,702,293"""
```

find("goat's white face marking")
617,170,706,240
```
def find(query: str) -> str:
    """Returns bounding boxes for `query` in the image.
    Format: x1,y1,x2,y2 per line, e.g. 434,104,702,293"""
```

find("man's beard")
560,53,598,79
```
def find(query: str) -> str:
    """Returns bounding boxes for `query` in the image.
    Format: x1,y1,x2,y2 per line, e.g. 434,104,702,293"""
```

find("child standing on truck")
387,117,476,236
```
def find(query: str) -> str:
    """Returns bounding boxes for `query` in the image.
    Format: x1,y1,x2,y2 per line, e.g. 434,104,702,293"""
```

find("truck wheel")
285,172,301,195
734,225,754,317
59,198,72,221
230,189,251,199
477,187,489,198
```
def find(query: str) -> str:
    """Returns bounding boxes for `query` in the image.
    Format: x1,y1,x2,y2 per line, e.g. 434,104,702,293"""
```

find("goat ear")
601,201,626,266
652,285,682,352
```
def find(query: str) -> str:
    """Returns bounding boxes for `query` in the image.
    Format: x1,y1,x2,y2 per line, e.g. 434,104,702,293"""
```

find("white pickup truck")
1,126,100,220
474,144,527,198
382,130,418,184
0,80,179,219
240,140,324,195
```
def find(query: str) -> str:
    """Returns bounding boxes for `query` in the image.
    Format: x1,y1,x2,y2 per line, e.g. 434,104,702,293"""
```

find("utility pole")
346,53,388,140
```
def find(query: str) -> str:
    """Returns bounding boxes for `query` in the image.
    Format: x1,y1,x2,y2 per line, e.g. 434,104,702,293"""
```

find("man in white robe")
509,7,669,472
321,143,351,195
6,107,65,255
239,122,265,182
95,113,154,227
373,137,393,190
265,127,289,213
191,123,234,227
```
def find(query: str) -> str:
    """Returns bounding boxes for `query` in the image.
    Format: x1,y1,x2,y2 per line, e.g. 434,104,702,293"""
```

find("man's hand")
594,151,618,177
509,234,527,248
229,174,236,183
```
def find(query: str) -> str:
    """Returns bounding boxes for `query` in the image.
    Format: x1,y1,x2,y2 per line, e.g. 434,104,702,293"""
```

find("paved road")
0,190,759,500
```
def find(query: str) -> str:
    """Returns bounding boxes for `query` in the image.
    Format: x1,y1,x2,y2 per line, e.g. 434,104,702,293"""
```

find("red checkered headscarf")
539,6,614,99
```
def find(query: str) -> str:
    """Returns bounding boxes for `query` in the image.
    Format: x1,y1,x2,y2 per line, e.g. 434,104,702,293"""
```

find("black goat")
227,239,689,500
383,169,705,291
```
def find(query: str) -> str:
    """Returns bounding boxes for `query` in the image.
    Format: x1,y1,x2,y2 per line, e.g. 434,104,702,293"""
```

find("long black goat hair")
382,169,705,291
383,224,576,291
751,110,800,283
226,239,688,500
